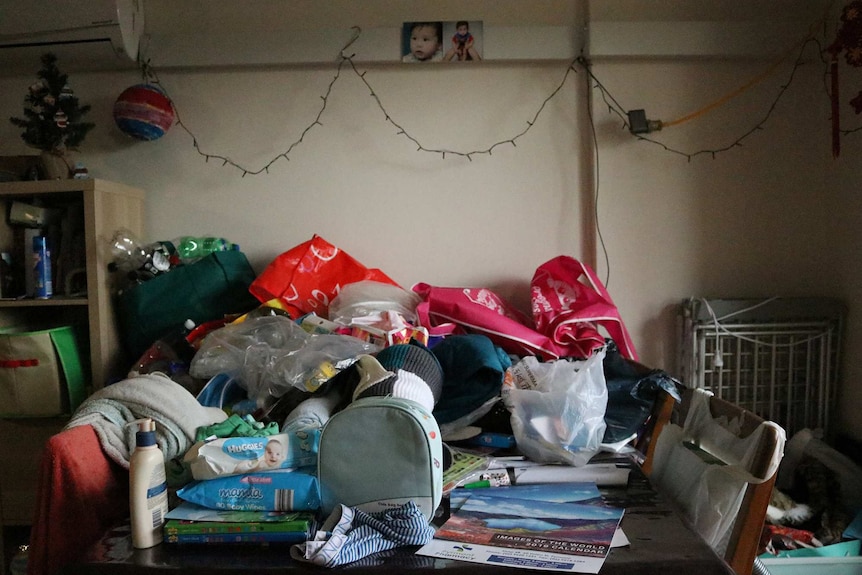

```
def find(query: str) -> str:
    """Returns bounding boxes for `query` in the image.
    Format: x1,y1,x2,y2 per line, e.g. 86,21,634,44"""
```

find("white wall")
833,117,862,443
590,56,837,368
1,6,859,442
0,62,588,313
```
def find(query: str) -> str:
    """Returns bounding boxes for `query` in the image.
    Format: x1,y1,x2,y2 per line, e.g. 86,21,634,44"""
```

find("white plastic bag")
502,347,607,467
649,389,786,556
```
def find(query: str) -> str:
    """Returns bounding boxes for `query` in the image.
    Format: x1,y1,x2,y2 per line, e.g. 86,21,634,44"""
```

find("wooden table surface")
63,459,734,575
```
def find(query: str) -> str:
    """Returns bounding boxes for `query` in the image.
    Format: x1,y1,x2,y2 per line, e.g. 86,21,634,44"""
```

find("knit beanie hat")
353,343,444,412
375,343,443,404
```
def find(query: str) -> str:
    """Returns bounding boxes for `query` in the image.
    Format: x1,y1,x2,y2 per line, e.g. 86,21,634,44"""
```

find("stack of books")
164,501,315,544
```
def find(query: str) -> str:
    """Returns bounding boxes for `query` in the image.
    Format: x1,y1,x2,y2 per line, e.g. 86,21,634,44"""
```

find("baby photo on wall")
402,20,483,63
443,20,483,61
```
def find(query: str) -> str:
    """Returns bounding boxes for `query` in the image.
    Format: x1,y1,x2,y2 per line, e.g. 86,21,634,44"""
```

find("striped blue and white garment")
291,501,434,567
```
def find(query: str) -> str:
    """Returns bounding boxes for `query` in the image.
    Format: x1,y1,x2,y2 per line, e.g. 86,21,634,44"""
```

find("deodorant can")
33,236,52,299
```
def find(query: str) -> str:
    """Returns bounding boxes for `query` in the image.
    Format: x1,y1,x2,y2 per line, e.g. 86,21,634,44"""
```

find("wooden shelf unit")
0,178,145,574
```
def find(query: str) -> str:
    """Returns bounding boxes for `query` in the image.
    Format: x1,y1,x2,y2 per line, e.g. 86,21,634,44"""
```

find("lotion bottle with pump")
129,418,169,548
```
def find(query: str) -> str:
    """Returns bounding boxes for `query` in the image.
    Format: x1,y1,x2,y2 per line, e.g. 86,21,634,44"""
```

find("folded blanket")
66,373,227,472
29,424,130,575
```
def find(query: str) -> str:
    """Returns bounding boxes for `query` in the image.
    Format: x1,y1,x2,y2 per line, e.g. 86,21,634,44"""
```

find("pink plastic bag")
531,256,638,361
413,282,564,360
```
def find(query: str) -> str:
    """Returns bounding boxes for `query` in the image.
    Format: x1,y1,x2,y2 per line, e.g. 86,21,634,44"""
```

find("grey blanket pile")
66,372,227,470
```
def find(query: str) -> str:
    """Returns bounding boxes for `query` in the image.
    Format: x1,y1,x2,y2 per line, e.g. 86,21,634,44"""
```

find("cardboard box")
0,325,86,416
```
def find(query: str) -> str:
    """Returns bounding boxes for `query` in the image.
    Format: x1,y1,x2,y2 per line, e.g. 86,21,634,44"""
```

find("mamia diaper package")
177,467,320,511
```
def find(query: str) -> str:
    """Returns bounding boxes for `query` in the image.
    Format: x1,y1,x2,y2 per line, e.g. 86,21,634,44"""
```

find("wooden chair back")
640,386,783,575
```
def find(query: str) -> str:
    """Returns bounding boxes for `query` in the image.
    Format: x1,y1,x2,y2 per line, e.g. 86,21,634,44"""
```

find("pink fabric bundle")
414,256,638,361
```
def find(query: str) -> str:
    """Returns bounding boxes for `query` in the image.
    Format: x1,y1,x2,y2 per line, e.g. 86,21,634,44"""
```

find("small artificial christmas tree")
9,53,95,153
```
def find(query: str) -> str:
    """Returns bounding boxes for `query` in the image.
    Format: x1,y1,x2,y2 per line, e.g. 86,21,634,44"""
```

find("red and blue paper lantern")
113,84,175,141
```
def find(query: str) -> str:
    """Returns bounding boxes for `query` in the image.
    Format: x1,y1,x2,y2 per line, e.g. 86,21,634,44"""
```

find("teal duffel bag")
116,250,260,361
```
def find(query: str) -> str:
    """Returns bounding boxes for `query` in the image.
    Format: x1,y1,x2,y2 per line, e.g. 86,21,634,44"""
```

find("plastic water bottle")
108,228,148,273
175,236,235,262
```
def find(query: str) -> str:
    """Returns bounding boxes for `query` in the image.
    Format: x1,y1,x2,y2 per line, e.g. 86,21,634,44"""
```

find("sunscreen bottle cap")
134,418,157,447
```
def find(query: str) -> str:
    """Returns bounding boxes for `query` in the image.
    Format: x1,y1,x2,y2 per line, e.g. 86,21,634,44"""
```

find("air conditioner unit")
0,0,143,75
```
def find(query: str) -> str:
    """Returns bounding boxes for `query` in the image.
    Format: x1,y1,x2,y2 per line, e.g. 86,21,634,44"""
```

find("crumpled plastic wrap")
190,315,379,404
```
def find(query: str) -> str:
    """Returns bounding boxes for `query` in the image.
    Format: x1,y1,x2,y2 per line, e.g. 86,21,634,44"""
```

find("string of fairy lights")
143,31,579,176
140,25,860,177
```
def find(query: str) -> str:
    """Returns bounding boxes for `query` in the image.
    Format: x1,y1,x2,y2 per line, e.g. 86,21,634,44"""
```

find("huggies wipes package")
184,431,320,481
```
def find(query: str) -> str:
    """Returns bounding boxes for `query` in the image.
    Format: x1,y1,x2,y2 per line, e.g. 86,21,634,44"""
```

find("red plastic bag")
413,282,564,360
531,256,638,361
249,235,399,318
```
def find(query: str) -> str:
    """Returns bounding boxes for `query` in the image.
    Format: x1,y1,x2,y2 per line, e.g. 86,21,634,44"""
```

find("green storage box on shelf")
0,325,86,417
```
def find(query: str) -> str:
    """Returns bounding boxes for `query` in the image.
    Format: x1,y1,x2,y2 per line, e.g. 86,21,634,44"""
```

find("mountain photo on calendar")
449,482,604,513
434,491,623,558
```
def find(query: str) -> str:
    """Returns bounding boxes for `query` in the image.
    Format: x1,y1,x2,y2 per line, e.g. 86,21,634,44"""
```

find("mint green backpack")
317,396,443,522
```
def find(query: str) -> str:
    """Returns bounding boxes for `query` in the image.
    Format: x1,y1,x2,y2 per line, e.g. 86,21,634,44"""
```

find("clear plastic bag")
502,347,608,467
189,315,379,404
328,280,421,325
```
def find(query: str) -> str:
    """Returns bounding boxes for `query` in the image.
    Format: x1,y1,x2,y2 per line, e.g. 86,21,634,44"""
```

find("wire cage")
679,297,845,439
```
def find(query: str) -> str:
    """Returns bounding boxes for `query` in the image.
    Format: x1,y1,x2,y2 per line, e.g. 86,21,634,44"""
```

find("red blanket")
28,425,129,575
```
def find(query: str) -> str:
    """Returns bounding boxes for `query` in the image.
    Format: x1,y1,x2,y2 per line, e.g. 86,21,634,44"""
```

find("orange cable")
662,7,833,129
661,47,803,127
